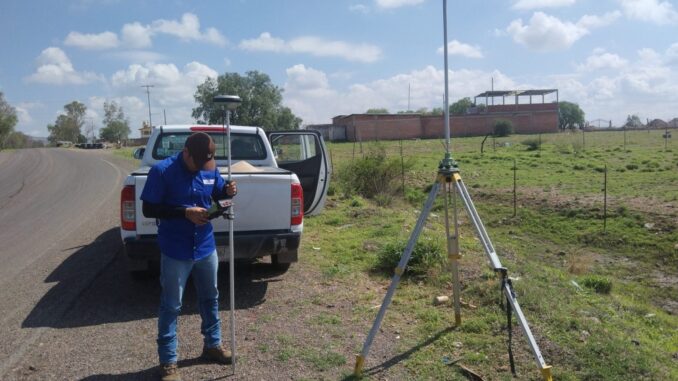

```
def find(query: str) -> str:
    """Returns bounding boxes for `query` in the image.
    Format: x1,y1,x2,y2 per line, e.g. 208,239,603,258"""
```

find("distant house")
308,89,560,142
139,122,152,138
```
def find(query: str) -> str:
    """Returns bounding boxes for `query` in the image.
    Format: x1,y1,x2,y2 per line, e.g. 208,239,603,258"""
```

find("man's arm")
142,201,186,219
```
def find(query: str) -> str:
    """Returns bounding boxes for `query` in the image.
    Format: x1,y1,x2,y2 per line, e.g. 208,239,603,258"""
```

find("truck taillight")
121,185,136,231
291,183,304,226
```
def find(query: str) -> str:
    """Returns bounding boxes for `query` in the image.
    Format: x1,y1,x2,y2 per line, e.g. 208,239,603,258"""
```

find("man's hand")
226,180,237,196
185,207,209,225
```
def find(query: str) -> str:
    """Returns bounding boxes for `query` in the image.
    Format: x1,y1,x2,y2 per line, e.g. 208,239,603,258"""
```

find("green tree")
192,71,302,130
4,131,29,149
493,119,514,137
99,101,131,142
47,101,87,144
624,114,643,128
558,101,585,130
449,97,474,116
0,92,18,149
366,108,389,114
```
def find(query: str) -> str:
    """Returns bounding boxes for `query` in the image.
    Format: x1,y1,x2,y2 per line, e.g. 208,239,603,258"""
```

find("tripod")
353,156,553,381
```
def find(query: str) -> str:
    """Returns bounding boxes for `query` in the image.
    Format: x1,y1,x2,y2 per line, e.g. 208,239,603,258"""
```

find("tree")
558,101,585,130
99,101,131,142
624,114,643,128
493,119,514,137
449,97,474,116
192,71,302,130
366,108,389,114
4,131,29,149
0,92,18,149
47,101,87,144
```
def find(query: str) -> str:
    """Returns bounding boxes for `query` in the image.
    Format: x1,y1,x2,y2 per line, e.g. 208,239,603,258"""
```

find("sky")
1,0,677,138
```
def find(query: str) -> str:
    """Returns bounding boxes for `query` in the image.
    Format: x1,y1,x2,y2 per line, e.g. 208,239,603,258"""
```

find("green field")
304,129,677,380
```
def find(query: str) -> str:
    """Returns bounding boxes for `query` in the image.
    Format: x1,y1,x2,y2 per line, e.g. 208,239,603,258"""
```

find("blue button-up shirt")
141,153,226,261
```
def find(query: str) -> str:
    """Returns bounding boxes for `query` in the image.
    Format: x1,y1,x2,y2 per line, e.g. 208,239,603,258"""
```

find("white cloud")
151,13,227,46
239,32,382,63
64,31,119,50
554,44,678,123
15,106,32,124
25,47,103,85
577,49,628,71
506,11,620,51
110,61,218,126
375,0,424,9
121,22,152,48
349,4,370,13
283,64,516,124
618,0,678,25
512,0,576,10
437,40,483,58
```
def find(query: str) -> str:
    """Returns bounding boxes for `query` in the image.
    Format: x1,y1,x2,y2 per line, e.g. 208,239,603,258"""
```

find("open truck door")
268,130,331,216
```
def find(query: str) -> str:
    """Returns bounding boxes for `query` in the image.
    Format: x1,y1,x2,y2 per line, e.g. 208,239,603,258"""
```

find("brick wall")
332,104,559,141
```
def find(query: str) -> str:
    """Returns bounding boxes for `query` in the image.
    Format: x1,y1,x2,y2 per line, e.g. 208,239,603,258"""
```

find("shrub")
626,164,639,170
580,275,612,294
522,138,540,151
376,237,445,277
337,145,412,204
493,119,514,137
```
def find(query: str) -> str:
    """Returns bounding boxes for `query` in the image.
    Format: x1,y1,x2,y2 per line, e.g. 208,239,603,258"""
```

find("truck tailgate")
133,169,294,235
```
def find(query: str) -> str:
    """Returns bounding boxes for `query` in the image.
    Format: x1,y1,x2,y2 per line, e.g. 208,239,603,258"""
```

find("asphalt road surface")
0,149,283,380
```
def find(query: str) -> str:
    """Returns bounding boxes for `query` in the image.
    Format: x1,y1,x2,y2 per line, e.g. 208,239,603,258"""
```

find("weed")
375,236,445,278
580,275,612,294
522,138,540,151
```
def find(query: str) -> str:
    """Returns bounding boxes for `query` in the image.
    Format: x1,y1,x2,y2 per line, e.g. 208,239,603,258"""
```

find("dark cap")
185,132,215,169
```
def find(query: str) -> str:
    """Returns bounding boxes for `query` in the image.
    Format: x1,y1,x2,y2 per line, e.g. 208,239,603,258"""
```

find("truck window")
271,134,318,163
153,133,267,161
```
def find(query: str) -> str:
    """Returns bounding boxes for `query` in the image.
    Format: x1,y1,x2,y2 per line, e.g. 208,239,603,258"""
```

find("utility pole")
163,109,167,125
141,84,155,127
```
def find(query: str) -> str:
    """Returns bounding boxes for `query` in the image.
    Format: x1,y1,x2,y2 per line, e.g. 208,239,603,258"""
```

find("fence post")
400,139,405,196
603,164,607,233
513,158,517,217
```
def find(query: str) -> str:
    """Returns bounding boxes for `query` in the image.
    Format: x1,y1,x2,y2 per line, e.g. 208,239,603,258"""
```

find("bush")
626,164,639,170
493,119,514,137
337,145,412,204
580,275,612,294
376,237,445,277
522,138,540,151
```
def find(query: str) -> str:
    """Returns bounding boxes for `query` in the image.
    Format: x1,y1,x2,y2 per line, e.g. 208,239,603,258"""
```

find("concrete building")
308,89,559,142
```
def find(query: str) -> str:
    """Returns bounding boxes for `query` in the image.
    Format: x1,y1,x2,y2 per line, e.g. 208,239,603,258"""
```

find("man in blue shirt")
141,132,237,381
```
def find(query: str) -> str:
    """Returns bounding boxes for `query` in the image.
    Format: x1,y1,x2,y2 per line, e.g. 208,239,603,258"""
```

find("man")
141,132,237,381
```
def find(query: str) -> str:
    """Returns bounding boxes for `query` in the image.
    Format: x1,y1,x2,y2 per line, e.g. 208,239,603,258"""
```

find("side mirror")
133,148,145,160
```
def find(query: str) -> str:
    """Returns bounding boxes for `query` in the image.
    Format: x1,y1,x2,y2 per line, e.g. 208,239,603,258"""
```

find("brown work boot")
201,344,232,364
159,363,181,381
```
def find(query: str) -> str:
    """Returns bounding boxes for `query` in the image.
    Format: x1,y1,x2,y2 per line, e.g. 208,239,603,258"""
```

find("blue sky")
1,0,677,138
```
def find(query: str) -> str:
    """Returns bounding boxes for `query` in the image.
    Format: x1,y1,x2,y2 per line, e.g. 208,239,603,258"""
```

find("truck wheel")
271,255,291,272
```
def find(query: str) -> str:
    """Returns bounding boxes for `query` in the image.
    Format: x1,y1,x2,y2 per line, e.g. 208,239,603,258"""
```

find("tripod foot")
354,355,365,376
541,365,553,381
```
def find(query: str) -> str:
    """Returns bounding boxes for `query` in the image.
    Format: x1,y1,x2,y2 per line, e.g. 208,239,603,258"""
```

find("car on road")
120,125,330,276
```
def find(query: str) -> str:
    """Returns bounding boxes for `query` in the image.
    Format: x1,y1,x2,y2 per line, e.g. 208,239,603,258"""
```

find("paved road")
0,148,284,380
0,148,133,379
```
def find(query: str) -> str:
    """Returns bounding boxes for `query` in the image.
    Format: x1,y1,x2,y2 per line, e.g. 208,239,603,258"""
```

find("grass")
301,129,677,380
112,146,142,162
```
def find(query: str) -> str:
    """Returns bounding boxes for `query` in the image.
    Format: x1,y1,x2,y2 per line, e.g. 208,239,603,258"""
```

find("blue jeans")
157,251,221,364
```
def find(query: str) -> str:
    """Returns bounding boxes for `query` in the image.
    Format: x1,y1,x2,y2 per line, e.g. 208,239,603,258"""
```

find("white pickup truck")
119,125,330,275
